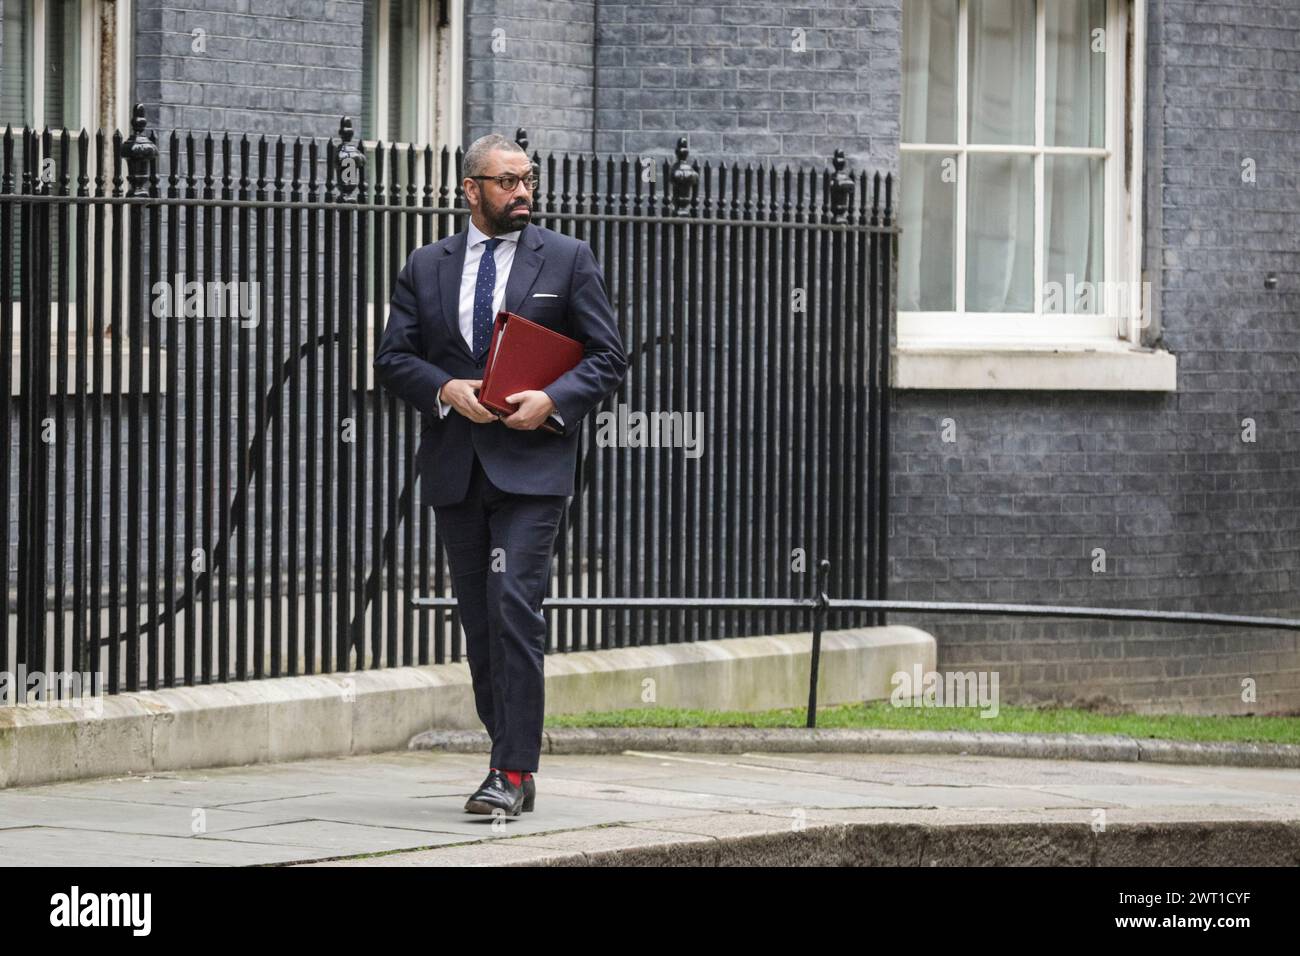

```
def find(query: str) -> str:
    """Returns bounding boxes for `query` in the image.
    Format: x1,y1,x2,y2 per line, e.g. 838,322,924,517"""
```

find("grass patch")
545,701,1300,746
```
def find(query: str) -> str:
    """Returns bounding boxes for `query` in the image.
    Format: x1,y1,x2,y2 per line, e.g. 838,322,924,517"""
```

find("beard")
488,198,530,233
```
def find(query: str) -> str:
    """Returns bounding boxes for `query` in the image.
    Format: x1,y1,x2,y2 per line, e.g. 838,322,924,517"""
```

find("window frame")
5,0,151,396
356,0,464,392
8,0,100,134
898,0,1148,351
361,0,462,152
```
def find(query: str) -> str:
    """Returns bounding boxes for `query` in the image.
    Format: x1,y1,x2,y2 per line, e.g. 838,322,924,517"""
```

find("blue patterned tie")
472,236,502,359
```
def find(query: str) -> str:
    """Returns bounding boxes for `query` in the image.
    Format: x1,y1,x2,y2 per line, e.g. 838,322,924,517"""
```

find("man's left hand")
502,390,557,430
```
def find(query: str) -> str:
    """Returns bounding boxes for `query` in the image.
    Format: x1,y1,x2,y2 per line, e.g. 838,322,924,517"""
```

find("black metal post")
806,558,830,728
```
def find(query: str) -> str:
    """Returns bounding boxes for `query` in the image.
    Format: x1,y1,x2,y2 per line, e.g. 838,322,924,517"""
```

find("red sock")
492,767,524,787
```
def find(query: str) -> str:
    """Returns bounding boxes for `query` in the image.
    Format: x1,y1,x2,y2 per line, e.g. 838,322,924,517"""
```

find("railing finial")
334,116,365,200
122,104,157,197
669,135,697,215
830,148,854,224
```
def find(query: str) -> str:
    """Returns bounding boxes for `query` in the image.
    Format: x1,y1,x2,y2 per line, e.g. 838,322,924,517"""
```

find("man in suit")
373,133,627,817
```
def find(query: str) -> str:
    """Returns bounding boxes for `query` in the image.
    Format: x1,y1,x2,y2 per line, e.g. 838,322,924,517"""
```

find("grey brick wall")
592,0,897,168
130,1,899,167
465,0,597,153
887,0,1300,715
465,0,898,170
133,0,364,139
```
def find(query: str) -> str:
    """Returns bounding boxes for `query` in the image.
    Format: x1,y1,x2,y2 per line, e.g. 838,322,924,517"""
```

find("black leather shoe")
464,770,496,812
464,769,526,816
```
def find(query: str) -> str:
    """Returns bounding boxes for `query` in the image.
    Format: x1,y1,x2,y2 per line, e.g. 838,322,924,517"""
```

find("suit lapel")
504,223,544,314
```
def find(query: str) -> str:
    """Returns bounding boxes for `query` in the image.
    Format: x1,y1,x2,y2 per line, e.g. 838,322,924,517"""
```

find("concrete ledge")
539,626,934,714
309,814,1300,867
892,344,1177,391
410,727,1300,769
0,626,933,789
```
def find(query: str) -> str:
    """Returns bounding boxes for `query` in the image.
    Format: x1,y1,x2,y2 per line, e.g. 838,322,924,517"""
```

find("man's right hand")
440,378,497,424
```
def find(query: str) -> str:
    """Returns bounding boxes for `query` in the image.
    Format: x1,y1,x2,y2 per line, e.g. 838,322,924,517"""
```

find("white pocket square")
532,293,558,298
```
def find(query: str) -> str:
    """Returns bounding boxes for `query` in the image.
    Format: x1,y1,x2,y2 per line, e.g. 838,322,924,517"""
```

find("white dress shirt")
436,219,562,426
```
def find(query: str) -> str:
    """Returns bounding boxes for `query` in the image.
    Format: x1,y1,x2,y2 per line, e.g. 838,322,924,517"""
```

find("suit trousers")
434,448,567,772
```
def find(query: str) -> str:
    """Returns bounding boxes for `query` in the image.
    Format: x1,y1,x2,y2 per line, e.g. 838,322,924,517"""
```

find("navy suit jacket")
373,221,628,508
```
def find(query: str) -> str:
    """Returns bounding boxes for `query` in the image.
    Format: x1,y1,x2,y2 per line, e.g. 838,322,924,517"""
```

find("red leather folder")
477,310,584,434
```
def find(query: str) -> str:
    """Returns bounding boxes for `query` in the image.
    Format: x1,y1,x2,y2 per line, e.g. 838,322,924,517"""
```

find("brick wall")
465,0,899,169
887,0,1300,715
133,0,364,139
465,0,597,153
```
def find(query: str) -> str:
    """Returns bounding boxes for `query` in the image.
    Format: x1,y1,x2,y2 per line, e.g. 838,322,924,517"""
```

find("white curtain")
1047,0,1106,148
900,153,956,311
967,154,1034,312
1044,0,1106,311
900,0,958,311
966,0,1035,311
901,0,1107,315
968,0,1035,145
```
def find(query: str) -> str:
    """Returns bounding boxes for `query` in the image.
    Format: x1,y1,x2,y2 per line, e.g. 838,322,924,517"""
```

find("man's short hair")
464,134,528,178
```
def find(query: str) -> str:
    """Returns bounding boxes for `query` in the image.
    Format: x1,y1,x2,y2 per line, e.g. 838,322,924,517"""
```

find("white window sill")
10,344,167,396
892,342,1177,391
9,328,383,397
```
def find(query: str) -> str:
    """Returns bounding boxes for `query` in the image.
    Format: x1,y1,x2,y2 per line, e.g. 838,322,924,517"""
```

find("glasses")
470,172,539,193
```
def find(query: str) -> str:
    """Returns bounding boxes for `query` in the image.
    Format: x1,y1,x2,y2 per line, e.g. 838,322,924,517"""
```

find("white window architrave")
363,0,462,151
894,0,1174,390
356,0,463,391
8,0,146,396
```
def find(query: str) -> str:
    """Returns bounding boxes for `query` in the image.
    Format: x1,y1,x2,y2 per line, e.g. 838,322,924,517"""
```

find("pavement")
1,743,1299,866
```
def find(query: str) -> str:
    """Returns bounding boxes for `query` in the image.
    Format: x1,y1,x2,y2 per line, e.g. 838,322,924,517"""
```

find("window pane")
902,0,958,144
388,0,420,143
1,0,31,127
1046,0,1106,148
1043,155,1103,313
899,152,956,311
968,0,1035,145
44,0,81,131
966,153,1034,312
361,0,376,139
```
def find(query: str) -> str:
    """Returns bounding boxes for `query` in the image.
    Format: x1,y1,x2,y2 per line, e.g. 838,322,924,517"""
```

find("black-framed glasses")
469,173,539,192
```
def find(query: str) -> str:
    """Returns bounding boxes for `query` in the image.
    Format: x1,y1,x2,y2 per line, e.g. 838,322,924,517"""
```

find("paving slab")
0,747,1295,866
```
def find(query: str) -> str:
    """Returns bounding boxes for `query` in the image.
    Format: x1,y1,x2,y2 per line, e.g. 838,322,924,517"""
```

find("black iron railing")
416,558,1300,728
1,106,897,700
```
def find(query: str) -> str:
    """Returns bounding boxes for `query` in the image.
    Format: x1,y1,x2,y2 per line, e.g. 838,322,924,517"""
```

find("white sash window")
897,0,1172,389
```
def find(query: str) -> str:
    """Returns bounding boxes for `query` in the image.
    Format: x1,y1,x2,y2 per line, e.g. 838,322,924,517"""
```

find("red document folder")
477,310,584,434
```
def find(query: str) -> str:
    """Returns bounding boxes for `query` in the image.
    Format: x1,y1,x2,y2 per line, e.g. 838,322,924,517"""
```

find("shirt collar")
468,219,522,250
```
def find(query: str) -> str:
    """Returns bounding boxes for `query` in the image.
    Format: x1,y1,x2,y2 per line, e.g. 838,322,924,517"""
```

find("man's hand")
502,390,557,430
442,379,497,424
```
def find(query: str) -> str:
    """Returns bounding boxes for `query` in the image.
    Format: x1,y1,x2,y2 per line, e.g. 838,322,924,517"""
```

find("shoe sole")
464,798,523,816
